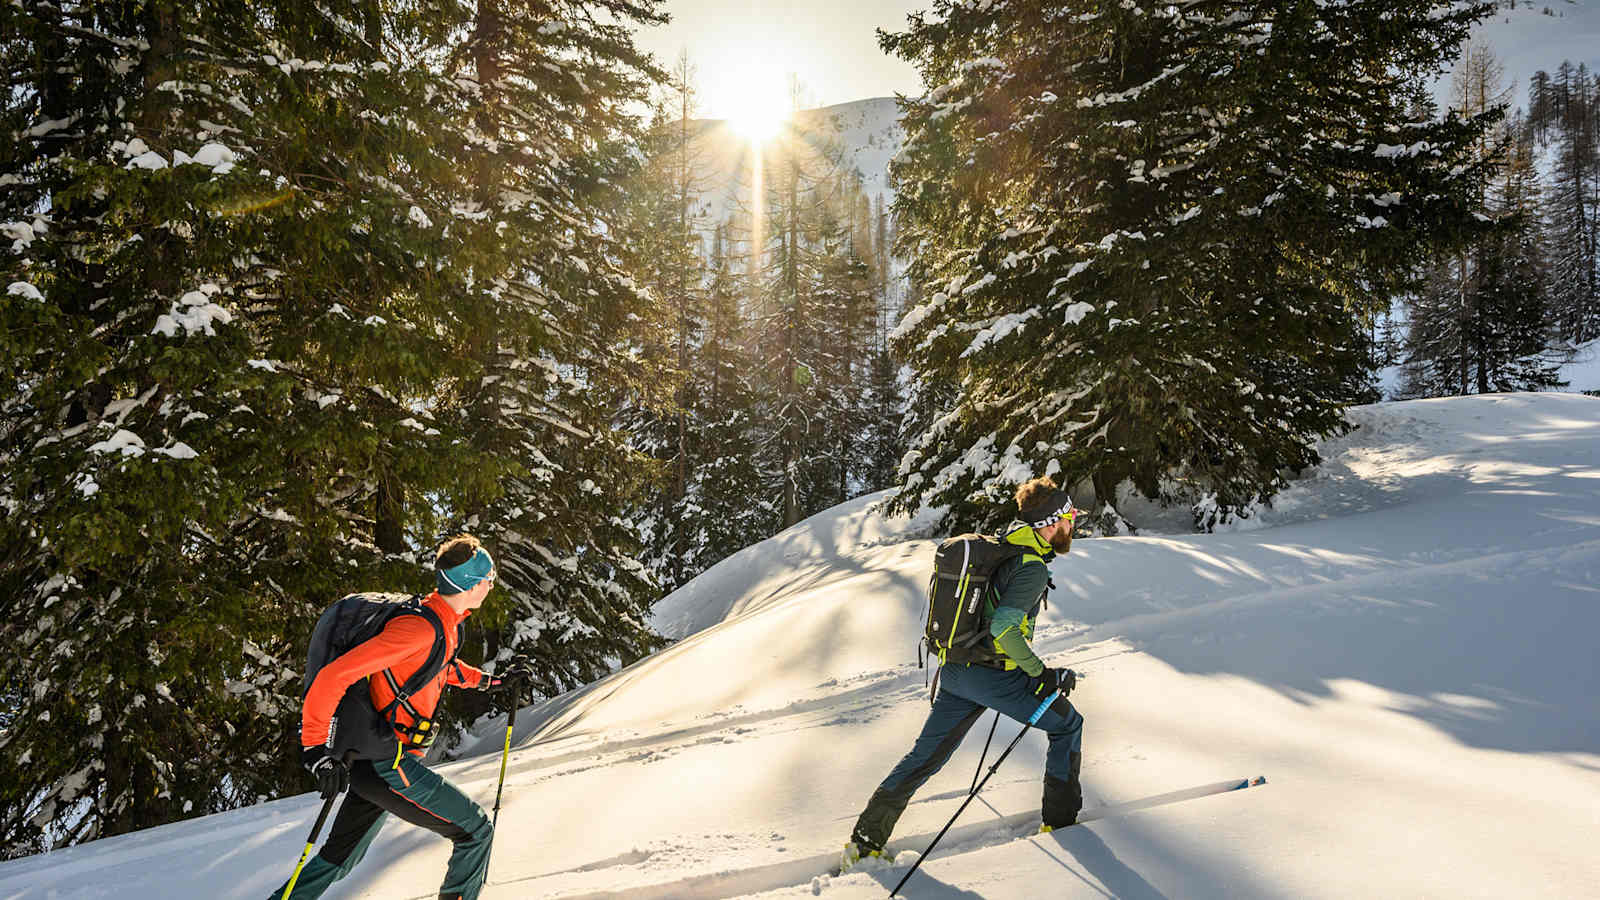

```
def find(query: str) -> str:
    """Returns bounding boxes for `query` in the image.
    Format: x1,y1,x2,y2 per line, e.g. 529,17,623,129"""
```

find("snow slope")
4,394,1599,899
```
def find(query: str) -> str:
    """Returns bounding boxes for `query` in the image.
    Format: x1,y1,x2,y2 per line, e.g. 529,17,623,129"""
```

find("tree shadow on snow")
864,866,989,899
1033,826,1172,900
859,826,1169,900
1041,464,1600,759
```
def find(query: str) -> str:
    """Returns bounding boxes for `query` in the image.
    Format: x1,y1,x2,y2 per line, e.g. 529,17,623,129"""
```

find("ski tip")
1251,775,1267,786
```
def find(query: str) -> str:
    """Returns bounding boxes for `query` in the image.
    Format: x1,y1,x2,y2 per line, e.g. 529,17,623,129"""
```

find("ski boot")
838,840,882,874
1041,752,1084,831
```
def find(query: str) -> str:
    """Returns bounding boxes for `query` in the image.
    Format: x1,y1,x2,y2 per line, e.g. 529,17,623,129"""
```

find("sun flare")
732,104,786,142
714,62,791,143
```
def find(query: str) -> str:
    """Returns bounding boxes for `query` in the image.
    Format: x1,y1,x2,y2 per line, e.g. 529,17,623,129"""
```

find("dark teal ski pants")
852,661,1084,851
266,752,493,900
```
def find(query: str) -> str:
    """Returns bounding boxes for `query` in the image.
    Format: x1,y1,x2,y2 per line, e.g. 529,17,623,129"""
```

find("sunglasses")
1030,499,1079,530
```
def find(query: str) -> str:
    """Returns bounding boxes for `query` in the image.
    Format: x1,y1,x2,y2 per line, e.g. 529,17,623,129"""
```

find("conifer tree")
620,53,713,591
692,223,773,560
745,109,890,527
881,0,1500,532
1402,125,1564,396
862,194,908,491
1530,62,1600,341
749,103,843,527
0,0,667,852
1475,119,1564,391
0,0,418,851
862,343,908,495
798,192,878,508
1401,49,1563,397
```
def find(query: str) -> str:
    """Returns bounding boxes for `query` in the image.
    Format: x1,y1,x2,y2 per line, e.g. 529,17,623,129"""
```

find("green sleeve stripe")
989,607,1044,676
990,606,1029,638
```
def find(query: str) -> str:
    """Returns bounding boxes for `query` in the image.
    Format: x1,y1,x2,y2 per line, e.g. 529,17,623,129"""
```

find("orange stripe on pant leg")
384,759,456,827
389,787,456,826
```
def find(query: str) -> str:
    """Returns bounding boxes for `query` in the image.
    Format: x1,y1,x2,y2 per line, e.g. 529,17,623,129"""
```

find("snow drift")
3,393,1598,899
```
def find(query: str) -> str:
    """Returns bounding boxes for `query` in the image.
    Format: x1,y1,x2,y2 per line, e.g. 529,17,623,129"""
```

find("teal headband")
437,547,495,595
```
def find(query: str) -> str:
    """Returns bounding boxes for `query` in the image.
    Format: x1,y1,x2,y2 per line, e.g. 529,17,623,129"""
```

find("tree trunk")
375,473,406,554
1458,253,1471,395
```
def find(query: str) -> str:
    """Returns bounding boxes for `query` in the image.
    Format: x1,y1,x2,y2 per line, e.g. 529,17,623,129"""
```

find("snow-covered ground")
5,393,1599,899
1551,339,1600,395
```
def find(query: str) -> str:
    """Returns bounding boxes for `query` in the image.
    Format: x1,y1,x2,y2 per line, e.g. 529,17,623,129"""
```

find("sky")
629,0,925,120
630,0,1600,120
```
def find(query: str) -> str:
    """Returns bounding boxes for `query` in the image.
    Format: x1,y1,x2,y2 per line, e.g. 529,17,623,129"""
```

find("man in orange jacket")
268,535,530,900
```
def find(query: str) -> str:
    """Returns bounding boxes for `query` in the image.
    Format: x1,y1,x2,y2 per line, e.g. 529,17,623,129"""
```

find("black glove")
302,746,348,799
1058,668,1077,697
1027,667,1077,700
498,654,535,686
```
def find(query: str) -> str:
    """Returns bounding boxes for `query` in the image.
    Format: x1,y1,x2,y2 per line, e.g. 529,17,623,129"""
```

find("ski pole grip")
1028,690,1060,725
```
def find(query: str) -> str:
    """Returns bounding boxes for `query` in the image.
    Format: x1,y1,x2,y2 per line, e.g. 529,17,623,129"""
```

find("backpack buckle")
398,716,437,748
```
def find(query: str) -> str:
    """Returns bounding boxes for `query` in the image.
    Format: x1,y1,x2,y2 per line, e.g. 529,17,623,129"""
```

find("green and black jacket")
980,522,1054,676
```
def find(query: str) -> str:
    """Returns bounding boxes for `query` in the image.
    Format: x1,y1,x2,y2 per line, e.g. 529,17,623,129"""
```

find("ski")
837,775,1268,880
1048,775,1268,831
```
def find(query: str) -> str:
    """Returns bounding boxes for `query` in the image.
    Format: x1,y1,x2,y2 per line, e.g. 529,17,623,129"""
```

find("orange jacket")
301,592,487,754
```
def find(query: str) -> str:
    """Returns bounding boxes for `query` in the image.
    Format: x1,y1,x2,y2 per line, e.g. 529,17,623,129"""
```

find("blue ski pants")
851,662,1083,850
266,751,493,900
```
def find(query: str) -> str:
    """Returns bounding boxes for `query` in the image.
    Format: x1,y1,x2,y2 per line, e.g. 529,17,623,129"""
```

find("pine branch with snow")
881,0,1501,532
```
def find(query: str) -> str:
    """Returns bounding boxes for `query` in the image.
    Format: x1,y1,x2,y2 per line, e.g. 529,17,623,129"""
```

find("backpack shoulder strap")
377,599,449,710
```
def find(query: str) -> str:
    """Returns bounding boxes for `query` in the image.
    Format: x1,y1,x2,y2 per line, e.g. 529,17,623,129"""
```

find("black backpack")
922,534,1030,666
303,593,460,760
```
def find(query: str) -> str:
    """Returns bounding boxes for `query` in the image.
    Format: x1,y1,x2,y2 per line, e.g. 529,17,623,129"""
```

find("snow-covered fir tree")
1400,45,1564,397
881,0,1501,532
1529,61,1600,342
619,87,907,592
0,0,666,853
621,53,715,591
690,223,774,565
786,190,868,510
749,111,839,528
747,112,889,528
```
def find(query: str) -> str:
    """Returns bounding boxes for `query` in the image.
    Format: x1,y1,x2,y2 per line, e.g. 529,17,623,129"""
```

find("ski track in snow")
402,780,1267,900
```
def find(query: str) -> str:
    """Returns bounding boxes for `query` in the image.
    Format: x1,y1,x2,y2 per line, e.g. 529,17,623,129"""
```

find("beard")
1048,529,1073,554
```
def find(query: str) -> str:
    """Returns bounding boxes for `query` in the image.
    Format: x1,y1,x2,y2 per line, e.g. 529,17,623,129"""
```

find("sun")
732,103,786,143
714,62,791,143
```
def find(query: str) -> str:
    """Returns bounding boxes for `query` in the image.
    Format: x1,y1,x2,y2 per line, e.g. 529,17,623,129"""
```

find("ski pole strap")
1028,690,1060,726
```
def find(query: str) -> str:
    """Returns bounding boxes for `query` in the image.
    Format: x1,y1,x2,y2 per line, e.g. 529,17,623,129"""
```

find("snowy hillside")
5,394,1599,899
679,97,904,235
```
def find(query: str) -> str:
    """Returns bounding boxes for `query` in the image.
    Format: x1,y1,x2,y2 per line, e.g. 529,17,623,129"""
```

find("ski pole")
888,691,1060,899
280,790,337,900
483,677,520,883
969,711,1001,795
